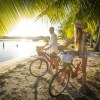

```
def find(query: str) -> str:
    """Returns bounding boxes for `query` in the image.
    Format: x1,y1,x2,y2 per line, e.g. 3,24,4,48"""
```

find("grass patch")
87,47,94,51
88,64,98,67
93,52,100,56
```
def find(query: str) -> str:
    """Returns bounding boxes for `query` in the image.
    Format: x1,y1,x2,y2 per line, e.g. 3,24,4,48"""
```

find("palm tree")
0,0,34,38
0,0,100,51
94,23,100,51
31,0,100,51
57,28,66,39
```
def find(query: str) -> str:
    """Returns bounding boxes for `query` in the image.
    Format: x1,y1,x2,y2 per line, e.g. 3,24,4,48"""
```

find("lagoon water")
0,40,45,62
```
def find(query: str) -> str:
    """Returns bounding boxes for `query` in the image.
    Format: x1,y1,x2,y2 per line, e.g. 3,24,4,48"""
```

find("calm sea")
0,40,45,62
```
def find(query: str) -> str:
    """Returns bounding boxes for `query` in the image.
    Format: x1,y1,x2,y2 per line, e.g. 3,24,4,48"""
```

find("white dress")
45,33,58,54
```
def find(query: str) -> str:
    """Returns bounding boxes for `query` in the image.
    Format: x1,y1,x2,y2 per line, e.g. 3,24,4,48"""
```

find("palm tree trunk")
90,34,93,48
94,24,100,52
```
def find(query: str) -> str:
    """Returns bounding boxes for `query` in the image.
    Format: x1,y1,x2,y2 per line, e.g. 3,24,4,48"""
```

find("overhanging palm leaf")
0,0,100,39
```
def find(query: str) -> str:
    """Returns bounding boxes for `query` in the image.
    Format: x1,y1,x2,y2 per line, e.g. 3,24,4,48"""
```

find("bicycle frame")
70,59,82,78
39,51,57,69
59,57,81,79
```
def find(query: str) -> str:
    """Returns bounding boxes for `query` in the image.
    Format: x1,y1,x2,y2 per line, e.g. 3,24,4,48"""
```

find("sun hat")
74,20,82,28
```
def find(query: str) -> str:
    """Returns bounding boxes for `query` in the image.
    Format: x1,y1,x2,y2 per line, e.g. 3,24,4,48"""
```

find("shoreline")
0,56,32,74
0,52,99,75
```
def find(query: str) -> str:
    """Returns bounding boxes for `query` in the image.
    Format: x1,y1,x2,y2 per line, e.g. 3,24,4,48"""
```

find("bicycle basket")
36,46,44,56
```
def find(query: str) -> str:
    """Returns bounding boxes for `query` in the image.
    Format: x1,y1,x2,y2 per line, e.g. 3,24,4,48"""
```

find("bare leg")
59,71,66,85
50,58,54,69
53,57,58,73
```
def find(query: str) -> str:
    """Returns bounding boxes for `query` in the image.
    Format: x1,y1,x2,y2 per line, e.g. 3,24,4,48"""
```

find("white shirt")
45,33,58,54
59,52,73,63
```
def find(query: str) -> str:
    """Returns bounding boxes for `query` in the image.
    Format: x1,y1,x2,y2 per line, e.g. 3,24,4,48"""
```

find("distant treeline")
0,36,48,41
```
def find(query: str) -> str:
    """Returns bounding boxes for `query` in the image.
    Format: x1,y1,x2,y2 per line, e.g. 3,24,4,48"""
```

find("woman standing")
62,20,87,91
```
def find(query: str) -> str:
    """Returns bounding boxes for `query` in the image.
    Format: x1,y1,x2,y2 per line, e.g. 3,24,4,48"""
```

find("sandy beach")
0,58,25,74
0,53,100,100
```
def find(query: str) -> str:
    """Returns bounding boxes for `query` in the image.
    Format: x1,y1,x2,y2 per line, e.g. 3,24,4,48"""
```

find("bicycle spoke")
29,58,48,77
49,70,70,97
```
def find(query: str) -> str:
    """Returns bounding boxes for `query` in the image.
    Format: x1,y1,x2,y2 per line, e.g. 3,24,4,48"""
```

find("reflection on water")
0,40,45,62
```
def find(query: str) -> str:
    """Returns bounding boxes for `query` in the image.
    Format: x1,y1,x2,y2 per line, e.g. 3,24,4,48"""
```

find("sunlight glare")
18,40,34,58
8,18,50,37
17,40,45,58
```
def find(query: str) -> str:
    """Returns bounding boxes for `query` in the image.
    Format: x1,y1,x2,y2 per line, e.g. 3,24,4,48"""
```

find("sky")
7,18,59,37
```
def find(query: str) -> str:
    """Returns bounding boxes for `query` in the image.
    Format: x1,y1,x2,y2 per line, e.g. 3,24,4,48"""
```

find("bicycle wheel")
49,69,70,97
29,58,48,77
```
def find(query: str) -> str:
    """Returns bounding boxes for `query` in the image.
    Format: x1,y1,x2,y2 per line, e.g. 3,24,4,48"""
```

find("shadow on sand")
33,73,99,100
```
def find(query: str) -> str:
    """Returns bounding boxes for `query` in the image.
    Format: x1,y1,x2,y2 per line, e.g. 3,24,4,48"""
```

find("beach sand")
0,53,100,100
0,58,26,74
0,56,54,100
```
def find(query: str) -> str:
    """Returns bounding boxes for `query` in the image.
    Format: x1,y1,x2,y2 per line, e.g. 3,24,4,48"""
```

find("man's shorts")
50,52,57,58
62,62,71,70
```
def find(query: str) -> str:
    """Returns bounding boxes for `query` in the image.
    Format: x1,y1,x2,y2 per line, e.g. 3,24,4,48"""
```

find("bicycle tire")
29,58,48,77
49,69,70,97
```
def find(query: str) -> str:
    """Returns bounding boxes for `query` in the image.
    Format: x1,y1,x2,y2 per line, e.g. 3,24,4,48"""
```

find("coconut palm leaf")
0,0,100,39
